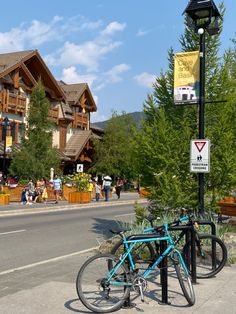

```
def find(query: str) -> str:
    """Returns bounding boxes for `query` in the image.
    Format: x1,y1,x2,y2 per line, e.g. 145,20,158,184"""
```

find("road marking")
0,229,26,236
114,213,135,217
0,246,98,276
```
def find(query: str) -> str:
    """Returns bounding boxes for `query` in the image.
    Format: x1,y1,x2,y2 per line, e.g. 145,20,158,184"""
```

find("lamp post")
1,116,12,179
183,0,221,214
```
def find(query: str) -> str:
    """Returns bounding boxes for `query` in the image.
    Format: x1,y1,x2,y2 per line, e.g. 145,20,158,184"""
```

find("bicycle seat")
127,233,161,241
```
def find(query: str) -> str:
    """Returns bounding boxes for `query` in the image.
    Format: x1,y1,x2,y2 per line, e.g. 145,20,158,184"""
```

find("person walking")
95,181,102,202
53,174,62,204
102,175,112,201
115,178,123,199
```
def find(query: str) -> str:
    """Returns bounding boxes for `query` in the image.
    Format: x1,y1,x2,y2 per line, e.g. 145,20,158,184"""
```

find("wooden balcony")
49,107,59,123
0,89,27,115
72,112,88,129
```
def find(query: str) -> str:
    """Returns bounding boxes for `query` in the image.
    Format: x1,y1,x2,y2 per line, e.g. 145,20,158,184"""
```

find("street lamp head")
197,28,204,35
183,0,222,34
1,116,11,127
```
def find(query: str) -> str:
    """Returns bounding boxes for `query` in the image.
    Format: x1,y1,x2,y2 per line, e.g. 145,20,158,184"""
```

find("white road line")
0,246,97,276
0,229,26,236
114,213,135,217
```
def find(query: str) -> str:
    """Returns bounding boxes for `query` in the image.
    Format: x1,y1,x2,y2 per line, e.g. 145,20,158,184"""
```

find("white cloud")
136,29,150,37
91,111,109,123
0,16,65,52
104,63,130,83
134,72,156,88
58,40,122,71
61,66,96,87
101,21,126,36
0,16,103,53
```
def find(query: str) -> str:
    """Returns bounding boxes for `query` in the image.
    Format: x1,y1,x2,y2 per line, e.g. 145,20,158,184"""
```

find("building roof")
63,130,92,160
0,50,66,100
58,80,97,112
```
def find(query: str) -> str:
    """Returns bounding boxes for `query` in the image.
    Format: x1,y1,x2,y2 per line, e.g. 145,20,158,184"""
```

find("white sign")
190,140,210,173
77,164,83,173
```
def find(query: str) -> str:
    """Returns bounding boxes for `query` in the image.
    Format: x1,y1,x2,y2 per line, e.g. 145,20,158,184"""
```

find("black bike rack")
124,219,217,306
159,224,196,305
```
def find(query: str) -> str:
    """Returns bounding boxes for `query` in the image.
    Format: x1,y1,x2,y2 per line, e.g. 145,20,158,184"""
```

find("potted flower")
68,173,92,203
0,191,10,205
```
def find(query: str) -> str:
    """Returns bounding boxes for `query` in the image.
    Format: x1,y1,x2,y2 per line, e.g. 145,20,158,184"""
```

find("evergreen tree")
135,4,235,212
91,112,137,180
9,81,60,181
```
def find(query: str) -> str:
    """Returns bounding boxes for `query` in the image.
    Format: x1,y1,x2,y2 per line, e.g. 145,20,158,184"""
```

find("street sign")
77,164,83,173
190,139,210,173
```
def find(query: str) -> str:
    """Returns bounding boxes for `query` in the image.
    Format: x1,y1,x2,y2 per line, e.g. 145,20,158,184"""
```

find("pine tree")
9,81,60,180
91,111,137,180
135,4,235,212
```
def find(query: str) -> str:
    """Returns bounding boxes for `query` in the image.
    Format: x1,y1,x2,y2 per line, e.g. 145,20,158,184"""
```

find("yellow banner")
174,51,200,105
6,136,12,148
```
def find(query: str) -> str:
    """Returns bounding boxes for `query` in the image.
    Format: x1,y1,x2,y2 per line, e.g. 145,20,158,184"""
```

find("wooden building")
0,50,98,175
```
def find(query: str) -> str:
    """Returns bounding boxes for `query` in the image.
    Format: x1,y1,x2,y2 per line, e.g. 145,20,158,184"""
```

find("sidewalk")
0,192,147,217
0,248,235,314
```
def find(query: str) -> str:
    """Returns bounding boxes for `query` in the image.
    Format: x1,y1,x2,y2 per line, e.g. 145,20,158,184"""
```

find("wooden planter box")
68,191,91,203
63,185,76,201
0,194,10,205
139,188,150,198
2,185,24,202
219,197,236,216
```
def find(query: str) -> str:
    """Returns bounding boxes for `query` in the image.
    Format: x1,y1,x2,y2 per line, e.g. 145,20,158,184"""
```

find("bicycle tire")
111,238,156,269
76,253,131,313
183,234,227,279
174,253,195,306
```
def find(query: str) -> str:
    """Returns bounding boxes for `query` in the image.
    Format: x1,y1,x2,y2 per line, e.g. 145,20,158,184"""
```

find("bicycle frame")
107,223,188,286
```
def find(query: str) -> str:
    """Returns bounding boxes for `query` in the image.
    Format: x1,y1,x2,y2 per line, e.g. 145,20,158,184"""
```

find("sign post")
190,140,210,173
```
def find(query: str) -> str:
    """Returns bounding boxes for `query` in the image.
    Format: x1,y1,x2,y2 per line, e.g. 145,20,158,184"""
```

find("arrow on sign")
194,141,206,152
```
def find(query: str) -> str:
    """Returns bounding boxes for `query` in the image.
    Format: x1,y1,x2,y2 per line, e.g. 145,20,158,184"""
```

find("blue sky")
0,0,235,122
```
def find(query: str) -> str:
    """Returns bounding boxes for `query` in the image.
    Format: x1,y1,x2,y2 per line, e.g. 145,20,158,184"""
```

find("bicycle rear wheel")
76,253,131,313
183,234,227,278
173,252,195,306
111,238,155,269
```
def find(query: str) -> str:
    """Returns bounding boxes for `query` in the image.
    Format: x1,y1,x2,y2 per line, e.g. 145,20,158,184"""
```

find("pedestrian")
102,175,112,201
115,178,123,199
0,172,4,192
26,178,35,204
20,188,27,205
88,179,94,200
95,181,102,202
53,174,62,204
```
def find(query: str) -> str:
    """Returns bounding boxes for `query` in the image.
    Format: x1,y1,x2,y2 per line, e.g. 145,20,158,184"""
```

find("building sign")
6,136,12,153
174,51,200,105
190,140,210,173
77,164,83,173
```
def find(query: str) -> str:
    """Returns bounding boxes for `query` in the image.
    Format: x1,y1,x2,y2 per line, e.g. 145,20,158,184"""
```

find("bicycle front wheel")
173,253,195,306
183,234,227,278
76,253,131,313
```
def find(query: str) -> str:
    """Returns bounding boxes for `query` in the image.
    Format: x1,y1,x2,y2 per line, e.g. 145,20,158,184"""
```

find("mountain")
91,111,145,130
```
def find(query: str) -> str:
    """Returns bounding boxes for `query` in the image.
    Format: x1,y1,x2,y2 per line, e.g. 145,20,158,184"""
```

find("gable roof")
0,50,66,100
58,80,97,112
63,130,92,160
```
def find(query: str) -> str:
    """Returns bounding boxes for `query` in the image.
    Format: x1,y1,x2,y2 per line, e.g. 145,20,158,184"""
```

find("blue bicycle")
76,218,195,313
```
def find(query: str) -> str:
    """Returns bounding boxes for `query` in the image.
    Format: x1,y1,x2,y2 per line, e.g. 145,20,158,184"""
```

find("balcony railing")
0,89,27,115
72,112,88,129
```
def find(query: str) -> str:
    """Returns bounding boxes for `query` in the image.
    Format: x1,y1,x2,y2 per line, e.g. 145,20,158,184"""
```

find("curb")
0,198,148,217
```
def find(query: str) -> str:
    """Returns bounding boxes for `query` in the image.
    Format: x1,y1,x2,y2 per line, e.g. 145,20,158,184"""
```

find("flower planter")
68,191,91,203
63,185,77,201
0,194,10,205
219,197,236,217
